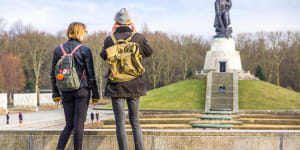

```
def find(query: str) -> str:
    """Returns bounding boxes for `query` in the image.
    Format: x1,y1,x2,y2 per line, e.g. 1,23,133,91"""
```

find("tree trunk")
98,80,103,100
8,92,13,106
35,80,40,106
276,63,280,86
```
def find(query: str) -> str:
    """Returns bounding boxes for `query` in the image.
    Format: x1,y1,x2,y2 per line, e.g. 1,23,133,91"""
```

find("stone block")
40,93,55,105
0,93,7,109
14,93,37,107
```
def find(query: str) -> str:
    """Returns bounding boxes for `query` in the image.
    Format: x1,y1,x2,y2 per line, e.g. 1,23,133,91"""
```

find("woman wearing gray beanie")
100,8,153,150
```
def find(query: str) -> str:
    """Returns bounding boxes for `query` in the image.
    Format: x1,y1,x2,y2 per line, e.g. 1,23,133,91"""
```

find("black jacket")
100,27,153,98
51,40,100,99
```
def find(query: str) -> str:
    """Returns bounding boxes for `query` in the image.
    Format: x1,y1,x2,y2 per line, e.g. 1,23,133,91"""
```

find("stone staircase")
235,113,300,130
87,112,300,130
210,72,234,110
192,72,239,129
190,109,241,129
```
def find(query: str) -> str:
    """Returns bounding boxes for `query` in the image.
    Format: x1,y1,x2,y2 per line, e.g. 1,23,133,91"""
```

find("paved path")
0,106,114,130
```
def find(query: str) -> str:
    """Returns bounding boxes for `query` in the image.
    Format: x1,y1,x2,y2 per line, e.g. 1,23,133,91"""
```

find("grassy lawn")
239,80,300,110
103,80,206,110
102,80,300,110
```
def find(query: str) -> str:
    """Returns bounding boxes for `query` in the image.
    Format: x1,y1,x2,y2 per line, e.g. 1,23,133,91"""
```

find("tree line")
0,19,299,102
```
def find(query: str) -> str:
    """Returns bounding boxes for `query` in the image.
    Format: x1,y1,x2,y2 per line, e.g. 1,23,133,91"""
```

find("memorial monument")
203,0,243,73
203,0,242,113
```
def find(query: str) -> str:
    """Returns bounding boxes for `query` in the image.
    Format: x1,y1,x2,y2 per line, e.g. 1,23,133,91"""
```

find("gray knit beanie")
114,8,131,25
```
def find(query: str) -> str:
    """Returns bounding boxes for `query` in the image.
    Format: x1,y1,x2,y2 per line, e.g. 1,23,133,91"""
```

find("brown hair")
67,22,87,42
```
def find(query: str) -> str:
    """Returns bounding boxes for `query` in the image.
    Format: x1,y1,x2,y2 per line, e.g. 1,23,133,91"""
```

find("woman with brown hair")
51,22,100,150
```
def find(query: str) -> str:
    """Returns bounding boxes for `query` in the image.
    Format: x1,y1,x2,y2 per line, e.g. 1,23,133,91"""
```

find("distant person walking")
91,112,95,123
100,8,153,150
18,112,23,125
6,112,9,125
51,22,100,150
96,112,100,122
222,85,226,93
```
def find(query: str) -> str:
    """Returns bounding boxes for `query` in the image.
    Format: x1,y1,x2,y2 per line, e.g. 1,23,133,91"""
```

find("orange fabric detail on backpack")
56,74,64,80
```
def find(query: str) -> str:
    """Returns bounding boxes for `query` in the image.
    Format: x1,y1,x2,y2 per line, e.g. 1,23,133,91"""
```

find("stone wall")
39,93,55,105
13,93,37,107
0,93,7,110
0,129,299,150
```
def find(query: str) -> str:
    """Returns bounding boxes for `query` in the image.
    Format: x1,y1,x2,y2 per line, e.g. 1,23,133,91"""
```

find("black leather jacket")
51,39,99,99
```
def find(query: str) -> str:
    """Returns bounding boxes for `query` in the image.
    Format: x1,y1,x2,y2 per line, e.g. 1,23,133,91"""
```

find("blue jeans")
112,97,144,150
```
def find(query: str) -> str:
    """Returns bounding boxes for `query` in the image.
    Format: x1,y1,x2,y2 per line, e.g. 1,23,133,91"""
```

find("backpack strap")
71,44,83,55
60,44,66,55
60,44,83,55
110,34,118,44
110,32,136,44
125,32,136,42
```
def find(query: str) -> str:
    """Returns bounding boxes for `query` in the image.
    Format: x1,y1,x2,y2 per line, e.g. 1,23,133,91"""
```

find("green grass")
103,80,300,110
103,80,206,110
239,80,300,110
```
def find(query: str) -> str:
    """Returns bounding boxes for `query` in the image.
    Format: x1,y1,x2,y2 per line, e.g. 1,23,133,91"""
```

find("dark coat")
100,27,153,98
51,40,100,99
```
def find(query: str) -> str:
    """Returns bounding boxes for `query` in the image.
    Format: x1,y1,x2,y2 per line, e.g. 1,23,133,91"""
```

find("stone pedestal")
203,38,243,73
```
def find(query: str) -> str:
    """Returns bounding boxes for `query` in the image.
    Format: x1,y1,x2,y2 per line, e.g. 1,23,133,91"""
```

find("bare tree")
20,29,52,105
85,31,108,100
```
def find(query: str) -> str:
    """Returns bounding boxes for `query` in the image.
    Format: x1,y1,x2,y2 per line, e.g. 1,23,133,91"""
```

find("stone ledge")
1,129,300,150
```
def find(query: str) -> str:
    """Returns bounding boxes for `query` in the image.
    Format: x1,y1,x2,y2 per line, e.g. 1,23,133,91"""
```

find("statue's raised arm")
214,0,232,38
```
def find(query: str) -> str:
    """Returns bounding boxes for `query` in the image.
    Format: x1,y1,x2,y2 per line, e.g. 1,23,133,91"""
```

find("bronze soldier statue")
214,0,232,38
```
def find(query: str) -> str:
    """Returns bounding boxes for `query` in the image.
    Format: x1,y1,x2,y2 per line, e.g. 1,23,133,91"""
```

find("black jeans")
112,97,143,150
56,88,90,150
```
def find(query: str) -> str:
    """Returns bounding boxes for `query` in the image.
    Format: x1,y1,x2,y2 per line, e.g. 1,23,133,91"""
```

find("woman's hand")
112,22,119,33
55,100,61,106
130,22,137,32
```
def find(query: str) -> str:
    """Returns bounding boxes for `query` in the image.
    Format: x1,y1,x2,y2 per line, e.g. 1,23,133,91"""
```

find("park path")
0,106,114,130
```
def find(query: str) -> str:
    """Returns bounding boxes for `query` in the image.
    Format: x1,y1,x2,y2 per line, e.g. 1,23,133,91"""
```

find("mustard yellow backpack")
105,32,145,82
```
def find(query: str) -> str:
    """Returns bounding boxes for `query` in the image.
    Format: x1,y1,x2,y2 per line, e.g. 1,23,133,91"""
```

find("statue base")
202,38,243,73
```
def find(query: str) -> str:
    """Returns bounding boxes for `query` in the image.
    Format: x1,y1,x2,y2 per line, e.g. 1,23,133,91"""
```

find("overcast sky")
0,0,299,38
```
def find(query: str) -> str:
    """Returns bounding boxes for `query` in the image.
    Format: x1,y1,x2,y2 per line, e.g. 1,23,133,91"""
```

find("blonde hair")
67,22,87,42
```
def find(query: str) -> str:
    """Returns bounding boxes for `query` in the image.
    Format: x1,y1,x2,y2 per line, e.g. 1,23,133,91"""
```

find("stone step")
189,120,243,125
210,100,233,104
212,78,233,82
212,79,233,84
212,93,233,98
210,108,233,111
210,106,233,110
200,116,232,120
210,103,233,109
103,118,199,125
211,97,234,100
240,114,300,119
213,74,233,78
192,124,233,129
212,79,233,82
139,114,202,119
234,124,300,130
212,90,233,93
100,124,192,129
205,111,233,115
240,118,300,125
